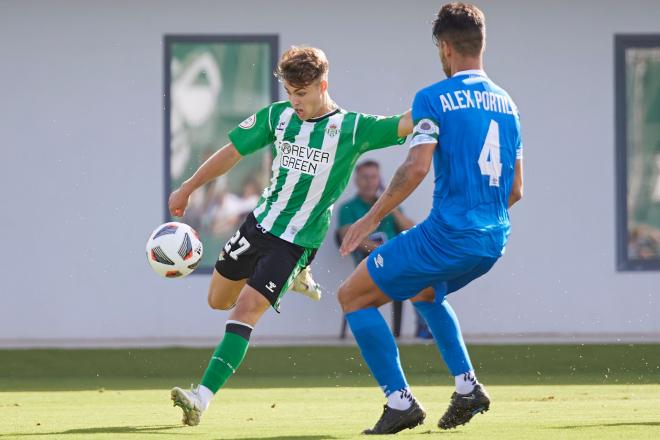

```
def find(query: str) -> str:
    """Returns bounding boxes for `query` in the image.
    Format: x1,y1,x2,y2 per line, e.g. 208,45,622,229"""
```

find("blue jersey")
410,70,522,257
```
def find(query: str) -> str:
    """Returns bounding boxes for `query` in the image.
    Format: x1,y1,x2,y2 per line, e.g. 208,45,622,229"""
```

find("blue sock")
345,307,408,396
413,300,473,376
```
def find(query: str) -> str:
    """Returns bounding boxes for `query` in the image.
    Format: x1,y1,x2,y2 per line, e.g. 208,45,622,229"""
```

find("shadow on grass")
0,426,340,439
552,421,660,429
220,437,337,440
0,425,183,437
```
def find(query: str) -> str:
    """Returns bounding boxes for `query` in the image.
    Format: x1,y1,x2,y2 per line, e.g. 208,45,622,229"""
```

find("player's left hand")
340,215,380,257
168,186,191,217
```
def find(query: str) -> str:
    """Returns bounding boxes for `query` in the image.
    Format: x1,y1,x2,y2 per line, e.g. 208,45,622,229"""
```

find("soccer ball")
146,222,203,278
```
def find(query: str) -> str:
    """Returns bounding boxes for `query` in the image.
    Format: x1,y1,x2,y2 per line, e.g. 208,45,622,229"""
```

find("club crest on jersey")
414,119,439,135
325,123,339,137
239,114,256,129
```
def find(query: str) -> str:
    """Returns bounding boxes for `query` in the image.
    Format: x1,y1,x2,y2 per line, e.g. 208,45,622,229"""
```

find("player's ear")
441,40,451,57
319,79,328,93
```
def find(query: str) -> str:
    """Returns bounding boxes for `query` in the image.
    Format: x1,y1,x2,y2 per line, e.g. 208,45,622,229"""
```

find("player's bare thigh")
337,260,391,313
208,270,247,310
410,287,435,303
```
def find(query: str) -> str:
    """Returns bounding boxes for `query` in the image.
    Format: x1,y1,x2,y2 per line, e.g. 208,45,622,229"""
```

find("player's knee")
337,281,354,312
207,291,235,310
208,298,234,310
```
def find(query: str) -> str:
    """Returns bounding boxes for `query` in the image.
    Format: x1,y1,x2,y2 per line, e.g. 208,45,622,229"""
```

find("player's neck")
309,94,337,119
450,58,483,76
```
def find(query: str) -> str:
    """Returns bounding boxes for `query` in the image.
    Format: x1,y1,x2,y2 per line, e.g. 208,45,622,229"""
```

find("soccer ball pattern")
146,222,203,278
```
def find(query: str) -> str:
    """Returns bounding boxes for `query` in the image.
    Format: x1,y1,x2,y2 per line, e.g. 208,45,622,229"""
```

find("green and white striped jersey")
228,101,405,249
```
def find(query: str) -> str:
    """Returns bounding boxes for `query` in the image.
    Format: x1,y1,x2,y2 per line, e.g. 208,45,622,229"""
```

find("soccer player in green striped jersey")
168,46,413,426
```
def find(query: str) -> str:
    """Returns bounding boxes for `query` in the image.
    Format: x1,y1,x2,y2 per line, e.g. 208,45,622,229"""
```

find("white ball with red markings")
146,222,203,278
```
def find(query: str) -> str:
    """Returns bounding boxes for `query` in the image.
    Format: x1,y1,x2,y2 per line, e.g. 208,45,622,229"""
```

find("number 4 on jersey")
478,120,502,187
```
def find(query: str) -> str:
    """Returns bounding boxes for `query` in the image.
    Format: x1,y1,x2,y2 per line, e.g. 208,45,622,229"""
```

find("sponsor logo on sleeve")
414,119,439,135
239,114,256,129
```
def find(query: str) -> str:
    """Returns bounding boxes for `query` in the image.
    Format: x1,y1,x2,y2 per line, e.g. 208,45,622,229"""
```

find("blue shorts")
366,221,499,302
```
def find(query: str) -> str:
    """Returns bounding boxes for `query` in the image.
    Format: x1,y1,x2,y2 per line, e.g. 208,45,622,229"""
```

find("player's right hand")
168,187,190,217
340,214,380,257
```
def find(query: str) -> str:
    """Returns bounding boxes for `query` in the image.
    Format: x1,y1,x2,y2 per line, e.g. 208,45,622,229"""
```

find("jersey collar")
452,69,487,78
305,107,341,122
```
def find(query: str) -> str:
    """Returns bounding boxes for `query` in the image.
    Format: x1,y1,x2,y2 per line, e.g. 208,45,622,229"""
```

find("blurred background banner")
616,35,660,270
165,35,278,272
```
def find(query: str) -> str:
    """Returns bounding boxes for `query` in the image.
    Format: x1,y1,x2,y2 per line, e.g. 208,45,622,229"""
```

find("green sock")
201,324,251,393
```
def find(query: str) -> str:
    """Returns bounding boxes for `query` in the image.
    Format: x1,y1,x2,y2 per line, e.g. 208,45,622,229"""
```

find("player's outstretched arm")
340,143,434,256
508,158,523,208
169,142,242,217
397,110,413,137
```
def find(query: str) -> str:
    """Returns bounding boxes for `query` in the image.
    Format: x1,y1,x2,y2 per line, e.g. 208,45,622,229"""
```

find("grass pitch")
1,344,659,439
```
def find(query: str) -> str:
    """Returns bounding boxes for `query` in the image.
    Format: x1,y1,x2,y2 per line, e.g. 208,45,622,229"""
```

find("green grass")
1,344,659,439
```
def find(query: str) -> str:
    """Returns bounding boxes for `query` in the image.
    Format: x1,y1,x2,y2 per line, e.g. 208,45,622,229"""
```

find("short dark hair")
432,3,485,57
274,46,329,89
356,160,380,173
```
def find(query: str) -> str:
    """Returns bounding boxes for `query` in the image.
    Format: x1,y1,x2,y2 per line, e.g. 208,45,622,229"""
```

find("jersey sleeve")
353,113,406,153
228,104,276,156
513,102,523,160
516,133,523,160
410,91,440,148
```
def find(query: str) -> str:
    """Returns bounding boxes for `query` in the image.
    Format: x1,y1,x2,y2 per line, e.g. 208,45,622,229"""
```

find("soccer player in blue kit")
338,3,524,435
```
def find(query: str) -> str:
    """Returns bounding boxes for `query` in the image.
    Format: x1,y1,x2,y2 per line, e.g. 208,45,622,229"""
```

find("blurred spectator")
628,224,660,259
337,160,432,339
207,178,261,236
